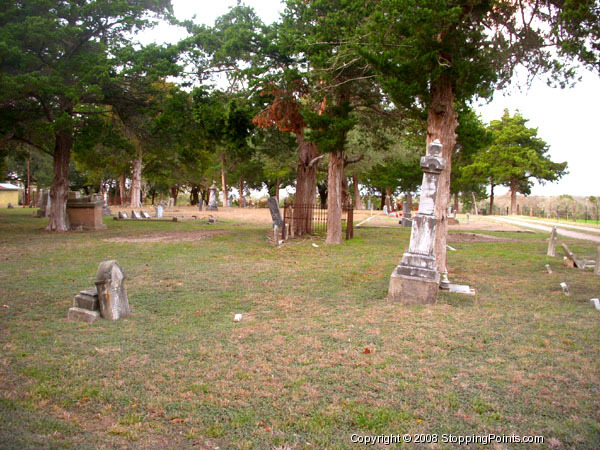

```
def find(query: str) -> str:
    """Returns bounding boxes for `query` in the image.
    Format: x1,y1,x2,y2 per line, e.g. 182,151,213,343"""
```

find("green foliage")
465,110,568,194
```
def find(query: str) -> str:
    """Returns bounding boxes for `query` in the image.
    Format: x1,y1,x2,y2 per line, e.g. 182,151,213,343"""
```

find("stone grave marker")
141,211,151,219
560,282,570,296
545,264,553,274
466,213,470,224
131,210,142,219
267,197,283,229
561,243,585,269
118,211,129,219
388,140,445,304
208,182,218,211
67,288,100,323
547,227,557,257
154,205,163,218
95,260,130,320
167,198,174,211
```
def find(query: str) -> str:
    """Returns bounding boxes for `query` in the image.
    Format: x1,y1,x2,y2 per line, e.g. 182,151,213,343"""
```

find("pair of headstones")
67,261,130,323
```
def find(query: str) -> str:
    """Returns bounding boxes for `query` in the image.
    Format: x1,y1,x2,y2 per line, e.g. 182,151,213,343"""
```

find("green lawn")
1,209,599,448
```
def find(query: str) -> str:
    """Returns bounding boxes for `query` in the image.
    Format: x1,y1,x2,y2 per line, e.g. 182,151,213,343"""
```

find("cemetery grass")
1,209,599,449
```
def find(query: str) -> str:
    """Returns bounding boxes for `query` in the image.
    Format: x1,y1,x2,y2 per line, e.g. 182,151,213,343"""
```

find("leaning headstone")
545,264,553,274
590,298,600,310
131,210,142,219
547,227,557,257
388,140,445,304
561,243,585,269
141,211,151,219
596,246,600,276
95,260,130,320
560,282,570,296
207,182,218,211
118,211,129,219
267,197,283,229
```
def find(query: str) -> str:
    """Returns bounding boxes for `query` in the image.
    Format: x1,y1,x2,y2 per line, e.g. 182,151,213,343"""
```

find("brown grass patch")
103,230,227,243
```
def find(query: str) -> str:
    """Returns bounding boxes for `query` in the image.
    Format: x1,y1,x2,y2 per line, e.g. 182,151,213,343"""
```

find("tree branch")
307,154,325,168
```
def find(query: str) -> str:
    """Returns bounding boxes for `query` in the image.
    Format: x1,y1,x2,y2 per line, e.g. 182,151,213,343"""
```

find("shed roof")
0,183,21,190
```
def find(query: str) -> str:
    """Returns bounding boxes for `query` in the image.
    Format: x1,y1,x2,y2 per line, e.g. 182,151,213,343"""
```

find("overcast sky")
142,0,600,198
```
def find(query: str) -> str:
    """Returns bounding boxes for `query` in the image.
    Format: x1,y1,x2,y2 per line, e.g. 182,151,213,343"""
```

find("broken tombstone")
95,260,130,320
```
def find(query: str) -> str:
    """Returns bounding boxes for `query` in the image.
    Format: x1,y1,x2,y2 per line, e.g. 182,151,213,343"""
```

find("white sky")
142,0,600,198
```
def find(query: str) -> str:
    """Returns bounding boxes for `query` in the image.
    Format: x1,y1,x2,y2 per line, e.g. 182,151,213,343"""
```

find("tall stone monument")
388,140,446,304
207,181,218,211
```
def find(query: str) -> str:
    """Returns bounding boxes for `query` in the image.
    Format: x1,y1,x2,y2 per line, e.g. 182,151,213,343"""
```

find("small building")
0,183,20,208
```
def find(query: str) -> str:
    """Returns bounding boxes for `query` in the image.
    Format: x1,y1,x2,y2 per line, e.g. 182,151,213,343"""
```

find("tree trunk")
318,182,328,209
275,177,280,204
380,188,387,210
385,188,392,211
427,75,458,276
294,133,319,234
130,153,142,208
190,185,200,205
170,186,178,206
47,131,72,232
342,176,350,209
239,178,246,207
352,175,364,209
119,173,126,206
220,154,227,207
489,182,495,214
510,180,518,215
453,192,459,214
325,150,344,245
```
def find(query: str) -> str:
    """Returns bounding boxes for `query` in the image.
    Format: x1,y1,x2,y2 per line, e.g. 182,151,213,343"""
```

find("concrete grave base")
448,284,476,295
388,270,439,304
67,307,100,323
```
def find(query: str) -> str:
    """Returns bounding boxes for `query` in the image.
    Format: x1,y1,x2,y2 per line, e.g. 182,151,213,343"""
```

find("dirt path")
497,216,600,234
488,216,600,243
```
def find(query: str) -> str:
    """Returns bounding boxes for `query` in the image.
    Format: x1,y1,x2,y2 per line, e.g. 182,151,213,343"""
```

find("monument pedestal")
388,269,440,304
387,140,446,305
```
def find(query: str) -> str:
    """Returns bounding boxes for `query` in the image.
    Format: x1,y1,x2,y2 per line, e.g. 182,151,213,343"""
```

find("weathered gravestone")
388,140,445,304
67,288,100,323
402,193,412,227
36,190,51,217
562,243,585,269
141,211,151,219
66,194,105,230
131,210,142,219
207,182,218,211
154,205,163,218
167,198,174,211
267,197,283,229
95,260,130,320
118,211,129,219
547,227,557,257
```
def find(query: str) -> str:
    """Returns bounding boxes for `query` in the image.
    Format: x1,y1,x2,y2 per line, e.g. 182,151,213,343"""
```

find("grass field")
1,208,599,449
